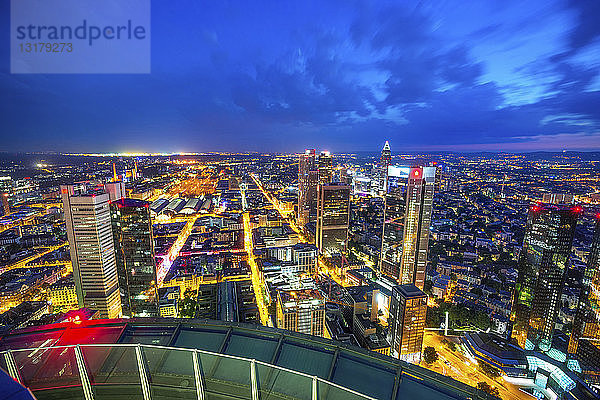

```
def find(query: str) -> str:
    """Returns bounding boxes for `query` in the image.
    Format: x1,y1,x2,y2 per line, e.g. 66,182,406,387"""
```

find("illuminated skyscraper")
511,203,581,351
380,141,391,168
298,149,317,227
380,166,409,280
61,182,123,319
316,182,350,255
388,284,427,363
569,214,600,355
380,166,435,290
111,198,158,317
318,151,333,185
401,167,435,290
378,141,391,194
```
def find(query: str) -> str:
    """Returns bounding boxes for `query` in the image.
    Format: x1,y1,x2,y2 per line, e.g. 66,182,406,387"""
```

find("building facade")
61,183,123,319
48,274,78,312
400,166,436,290
388,284,427,363
111,198,158,317
318,151,333,185
569,214,600,355
316,183,351,255
277,290,325,337
377,141,392,194
511,203,580,351
380,166,435,290
298,149,318,227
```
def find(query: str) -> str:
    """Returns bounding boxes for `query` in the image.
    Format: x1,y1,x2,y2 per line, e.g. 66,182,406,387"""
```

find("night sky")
1,0,600,153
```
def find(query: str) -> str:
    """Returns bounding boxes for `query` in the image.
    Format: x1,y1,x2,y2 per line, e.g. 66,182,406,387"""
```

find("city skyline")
2,1,600,399
2,1,600,153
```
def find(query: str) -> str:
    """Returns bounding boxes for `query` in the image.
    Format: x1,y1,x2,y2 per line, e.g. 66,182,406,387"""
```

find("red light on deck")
596,213,600,220
531,205,540,212
572,206,583,214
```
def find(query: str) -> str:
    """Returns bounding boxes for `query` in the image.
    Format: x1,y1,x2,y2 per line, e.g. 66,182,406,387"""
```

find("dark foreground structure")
0,318,496,400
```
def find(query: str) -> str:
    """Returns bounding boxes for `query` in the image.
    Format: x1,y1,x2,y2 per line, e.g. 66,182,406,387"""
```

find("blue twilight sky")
1,0,600,153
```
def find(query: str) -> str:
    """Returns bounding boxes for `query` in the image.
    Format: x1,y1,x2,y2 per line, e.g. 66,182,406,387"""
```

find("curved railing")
1,343,376,400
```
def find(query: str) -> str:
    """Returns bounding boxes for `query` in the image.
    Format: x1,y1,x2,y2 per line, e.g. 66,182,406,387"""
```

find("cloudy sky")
1,0,599,153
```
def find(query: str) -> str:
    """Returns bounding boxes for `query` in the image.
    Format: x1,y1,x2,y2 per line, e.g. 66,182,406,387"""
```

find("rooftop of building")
395,284,426,299
530,202,583,214
49,273,74,289
278,289,323,305
111,197,150,208
0,318,494,400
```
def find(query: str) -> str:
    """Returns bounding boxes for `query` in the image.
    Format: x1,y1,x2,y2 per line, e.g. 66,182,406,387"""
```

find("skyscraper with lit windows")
388,284,427,363
378,141,391,194
318,151,333,185
111,198,158,317
61,182,123,319
298,149,317,227
569,214,600,355
316,182,350,255
511,203,581,351
380,166,435,290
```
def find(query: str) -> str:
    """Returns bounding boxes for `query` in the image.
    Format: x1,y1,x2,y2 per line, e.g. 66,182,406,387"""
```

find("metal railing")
2,343,376,400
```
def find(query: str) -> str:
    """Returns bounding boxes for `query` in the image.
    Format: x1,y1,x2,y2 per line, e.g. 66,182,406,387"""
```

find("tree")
423,280,433,295
423,346,439,364
178,288,197,318
478,361,501,378
426,306,442,328
477,382,500,397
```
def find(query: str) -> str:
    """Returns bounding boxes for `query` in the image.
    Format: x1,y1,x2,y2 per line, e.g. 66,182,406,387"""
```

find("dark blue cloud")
0,0,599,152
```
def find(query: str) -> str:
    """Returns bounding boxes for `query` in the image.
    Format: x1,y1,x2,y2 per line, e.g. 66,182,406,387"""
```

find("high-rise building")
61,183,122,319
569,214,600,355
316,183,350,255
378,141,391,193
380,166,435,289
111,198,158,317
401,167,436,290
380,141,391,169
318,151,333,185
276,289,325,337
511,203,581,351
388,284,427,363
298,149,318,227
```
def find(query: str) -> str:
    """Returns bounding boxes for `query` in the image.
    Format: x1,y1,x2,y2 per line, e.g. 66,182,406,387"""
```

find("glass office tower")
380,166,435,290
511,203,581,351
316,183,351,255
298,149,317,227
111,198,158,317
388,284,427,363
569,214,600,355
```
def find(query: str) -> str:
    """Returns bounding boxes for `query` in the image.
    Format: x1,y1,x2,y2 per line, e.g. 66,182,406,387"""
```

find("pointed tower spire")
383,140,390,151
